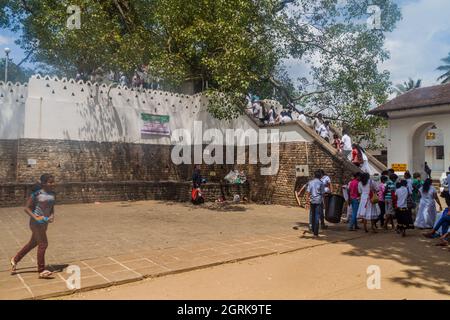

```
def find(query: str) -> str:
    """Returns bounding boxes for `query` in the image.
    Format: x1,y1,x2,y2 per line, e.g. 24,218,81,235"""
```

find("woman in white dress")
360,149,370,174
414,179,443,229
357,173,379,233
268,107,275,124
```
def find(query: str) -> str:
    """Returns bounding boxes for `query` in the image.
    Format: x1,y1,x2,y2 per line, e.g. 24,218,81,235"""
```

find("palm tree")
437,53,450,84
393,78,422,96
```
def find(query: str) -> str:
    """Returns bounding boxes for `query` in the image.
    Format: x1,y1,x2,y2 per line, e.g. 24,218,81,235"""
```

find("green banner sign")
141,113,171,136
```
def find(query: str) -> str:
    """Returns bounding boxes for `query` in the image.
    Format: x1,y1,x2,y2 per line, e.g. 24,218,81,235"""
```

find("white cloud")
0,35,11,45
381,0,450,86
286,0,450,89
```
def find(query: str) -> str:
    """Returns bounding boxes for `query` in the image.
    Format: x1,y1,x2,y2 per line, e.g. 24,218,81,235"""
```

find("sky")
284,0,450,88
1,0,450,87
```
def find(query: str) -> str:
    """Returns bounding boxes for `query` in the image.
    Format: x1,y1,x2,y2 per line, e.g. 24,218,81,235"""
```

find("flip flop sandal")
10,258,17,273
39,270,54,279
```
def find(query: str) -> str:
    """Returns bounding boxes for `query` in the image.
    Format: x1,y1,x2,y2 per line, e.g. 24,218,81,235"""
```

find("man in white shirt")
280,111,292,124
253,101,264,121
320,170,332,229
395,179,415,236
318,121,331,142
119,73,127,86
298,111,308,124
396,183,409,209
313,114,324,133
341,130,352,160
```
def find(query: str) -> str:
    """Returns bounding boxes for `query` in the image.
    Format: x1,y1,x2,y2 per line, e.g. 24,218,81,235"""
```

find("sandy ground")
0,201,303,272
61,230,450,300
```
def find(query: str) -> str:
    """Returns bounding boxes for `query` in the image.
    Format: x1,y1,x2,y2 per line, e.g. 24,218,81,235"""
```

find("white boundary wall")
0,81,28,139
0,75,312,145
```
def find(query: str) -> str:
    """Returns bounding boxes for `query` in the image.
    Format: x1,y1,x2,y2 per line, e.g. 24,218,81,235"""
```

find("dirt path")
61,230,450,300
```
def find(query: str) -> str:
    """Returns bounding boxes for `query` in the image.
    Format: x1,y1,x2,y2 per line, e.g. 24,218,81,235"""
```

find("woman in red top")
332,134,342,153
351,144,363,167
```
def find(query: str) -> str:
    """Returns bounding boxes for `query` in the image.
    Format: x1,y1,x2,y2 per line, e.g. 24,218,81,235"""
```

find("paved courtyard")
0,200,448,299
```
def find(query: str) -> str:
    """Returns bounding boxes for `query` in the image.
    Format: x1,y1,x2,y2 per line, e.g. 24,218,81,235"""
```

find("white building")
369,83,450,178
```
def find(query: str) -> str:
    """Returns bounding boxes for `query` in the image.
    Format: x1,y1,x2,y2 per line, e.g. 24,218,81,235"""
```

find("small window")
436,146,444,160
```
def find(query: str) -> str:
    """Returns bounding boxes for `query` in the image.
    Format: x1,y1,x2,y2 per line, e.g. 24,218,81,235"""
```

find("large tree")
0,0,401,142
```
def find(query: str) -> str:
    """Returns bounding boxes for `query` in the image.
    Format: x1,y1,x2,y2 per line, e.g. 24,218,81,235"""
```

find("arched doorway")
411,122,445,178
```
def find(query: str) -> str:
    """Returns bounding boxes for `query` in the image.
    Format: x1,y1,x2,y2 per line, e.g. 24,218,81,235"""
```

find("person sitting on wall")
280,111,292,124
252,99,265,123
193,165,205,188
192,165,205,205
267,106,276,125
297,111,309,125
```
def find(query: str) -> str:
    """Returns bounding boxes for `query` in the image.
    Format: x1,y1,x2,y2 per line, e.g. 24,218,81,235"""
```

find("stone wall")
249,141,356,207
0,76,372,208
0,181,250,207
0,138,357,208
0,140,17,182
14,139,183,183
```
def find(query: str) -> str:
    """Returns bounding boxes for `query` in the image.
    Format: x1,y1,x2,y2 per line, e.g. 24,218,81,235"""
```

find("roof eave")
367,110,388,118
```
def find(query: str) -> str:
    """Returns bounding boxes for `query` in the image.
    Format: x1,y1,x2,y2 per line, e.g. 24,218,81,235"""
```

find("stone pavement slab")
0,200,371,299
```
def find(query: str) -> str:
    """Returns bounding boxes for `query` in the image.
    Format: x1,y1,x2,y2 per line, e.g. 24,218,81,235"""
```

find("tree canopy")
0,0,402,144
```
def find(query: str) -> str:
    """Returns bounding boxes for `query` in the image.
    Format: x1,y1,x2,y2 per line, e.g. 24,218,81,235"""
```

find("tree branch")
17,50,34,67
113,0,133,32
267,76,328,104
293,90,330,102
20,0,33,14
274,0,296,13
266,76,350,125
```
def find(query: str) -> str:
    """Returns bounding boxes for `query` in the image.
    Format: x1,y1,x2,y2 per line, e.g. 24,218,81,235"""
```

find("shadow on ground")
341,233,450,296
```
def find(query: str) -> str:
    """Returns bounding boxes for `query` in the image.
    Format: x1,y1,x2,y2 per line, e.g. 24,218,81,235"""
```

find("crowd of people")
299,167,450,247
10,164,449,279
246,96,309,126
74,68,163,90
246,96,374,174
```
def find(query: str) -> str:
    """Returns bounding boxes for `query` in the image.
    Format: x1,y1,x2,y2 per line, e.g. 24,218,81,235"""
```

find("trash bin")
325,194,345,223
